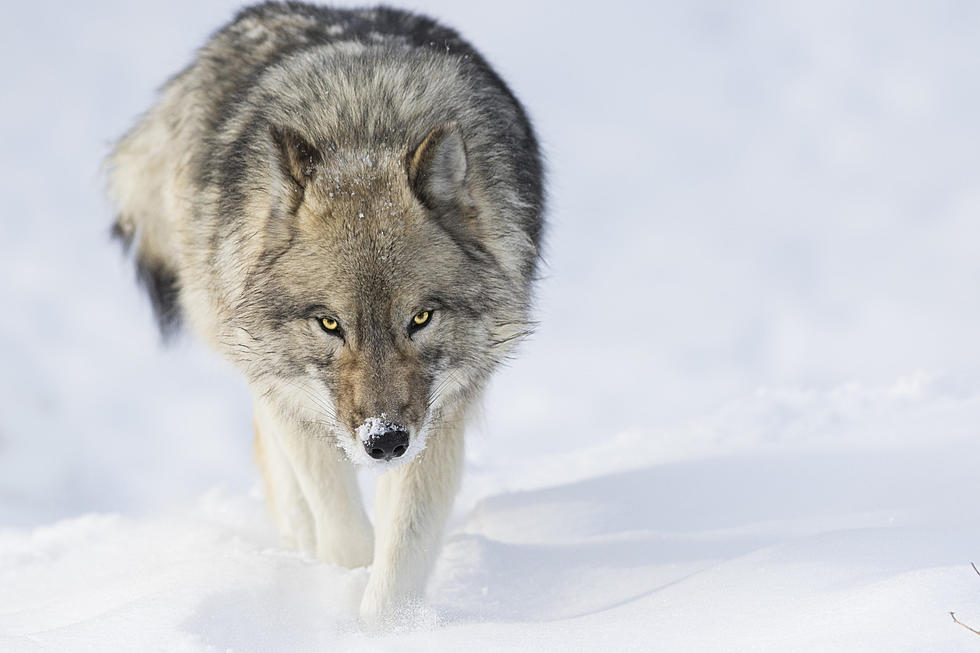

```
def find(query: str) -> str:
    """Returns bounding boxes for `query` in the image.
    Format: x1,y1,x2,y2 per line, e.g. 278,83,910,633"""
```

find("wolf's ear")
407,122,468,210
271,126,321,189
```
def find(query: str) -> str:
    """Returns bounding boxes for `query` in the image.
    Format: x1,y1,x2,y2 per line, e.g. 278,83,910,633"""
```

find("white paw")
358,579,392,628
358,580,435,632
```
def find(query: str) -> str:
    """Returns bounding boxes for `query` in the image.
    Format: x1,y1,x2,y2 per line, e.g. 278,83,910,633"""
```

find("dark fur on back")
112,2,544,339
221,1,543,224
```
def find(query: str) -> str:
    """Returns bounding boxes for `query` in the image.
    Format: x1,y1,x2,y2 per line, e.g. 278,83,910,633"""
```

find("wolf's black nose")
365,429,409,461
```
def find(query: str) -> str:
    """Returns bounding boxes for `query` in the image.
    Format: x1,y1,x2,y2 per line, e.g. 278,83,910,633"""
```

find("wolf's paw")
358,582,398,631
358,585,437,633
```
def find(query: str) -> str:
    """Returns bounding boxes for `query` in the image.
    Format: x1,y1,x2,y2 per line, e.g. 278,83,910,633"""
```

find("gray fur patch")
105,1,545,447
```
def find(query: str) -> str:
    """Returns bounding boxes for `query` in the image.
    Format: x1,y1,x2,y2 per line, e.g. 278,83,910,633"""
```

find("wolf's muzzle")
364,427,409,461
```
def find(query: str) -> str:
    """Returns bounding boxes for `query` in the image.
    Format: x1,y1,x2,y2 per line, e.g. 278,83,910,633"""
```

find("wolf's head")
217,122,536,467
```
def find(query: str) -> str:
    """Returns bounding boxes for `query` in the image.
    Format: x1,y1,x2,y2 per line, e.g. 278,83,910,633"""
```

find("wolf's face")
228,124,521,467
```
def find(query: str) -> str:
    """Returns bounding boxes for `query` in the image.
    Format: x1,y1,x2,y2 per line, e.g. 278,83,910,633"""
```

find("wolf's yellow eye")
321,317,339,331
413,310,430,327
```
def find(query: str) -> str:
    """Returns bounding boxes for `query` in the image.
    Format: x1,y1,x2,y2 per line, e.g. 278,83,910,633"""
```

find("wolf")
104,1,543,626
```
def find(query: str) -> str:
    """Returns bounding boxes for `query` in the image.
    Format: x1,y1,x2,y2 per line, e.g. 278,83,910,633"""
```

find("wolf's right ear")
407,122,468,211
271,126,321,189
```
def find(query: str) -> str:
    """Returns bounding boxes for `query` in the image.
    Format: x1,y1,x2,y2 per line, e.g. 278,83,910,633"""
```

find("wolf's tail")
105,98,187,339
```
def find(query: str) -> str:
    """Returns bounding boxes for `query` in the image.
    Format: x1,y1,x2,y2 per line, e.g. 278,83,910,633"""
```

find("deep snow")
2,1,980,651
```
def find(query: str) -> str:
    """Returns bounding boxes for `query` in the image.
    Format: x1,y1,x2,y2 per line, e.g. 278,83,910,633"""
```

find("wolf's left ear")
271,126,321,189
407,122,468,210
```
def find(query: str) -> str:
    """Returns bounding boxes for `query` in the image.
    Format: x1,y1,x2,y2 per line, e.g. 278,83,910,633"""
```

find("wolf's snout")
364,428,409,461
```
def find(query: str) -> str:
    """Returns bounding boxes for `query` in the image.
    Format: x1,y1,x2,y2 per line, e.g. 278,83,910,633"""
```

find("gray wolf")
104,1,544,626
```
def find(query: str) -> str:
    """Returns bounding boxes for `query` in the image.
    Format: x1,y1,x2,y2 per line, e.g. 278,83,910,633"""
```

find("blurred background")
1,0,978,525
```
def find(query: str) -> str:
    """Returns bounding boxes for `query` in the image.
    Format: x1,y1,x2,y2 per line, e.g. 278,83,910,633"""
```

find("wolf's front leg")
254,398,374,568
254,415,316,554
360,414,465,625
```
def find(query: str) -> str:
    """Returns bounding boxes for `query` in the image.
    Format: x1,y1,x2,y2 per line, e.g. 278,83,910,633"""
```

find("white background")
2,1,979,651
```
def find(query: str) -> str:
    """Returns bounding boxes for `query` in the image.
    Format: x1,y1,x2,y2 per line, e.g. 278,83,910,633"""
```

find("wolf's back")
106,2,544,339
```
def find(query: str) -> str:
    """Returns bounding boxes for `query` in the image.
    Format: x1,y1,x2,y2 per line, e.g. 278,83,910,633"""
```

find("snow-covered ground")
2,1,980,651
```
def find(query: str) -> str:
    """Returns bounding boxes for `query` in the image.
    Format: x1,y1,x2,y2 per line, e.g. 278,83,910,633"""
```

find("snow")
3,0,980,651
357,416,394,442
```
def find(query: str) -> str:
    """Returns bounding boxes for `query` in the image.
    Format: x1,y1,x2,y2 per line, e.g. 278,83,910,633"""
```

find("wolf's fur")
105,2,543,626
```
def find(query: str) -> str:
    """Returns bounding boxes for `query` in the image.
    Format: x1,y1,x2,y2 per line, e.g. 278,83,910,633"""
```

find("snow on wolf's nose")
358,415,410,461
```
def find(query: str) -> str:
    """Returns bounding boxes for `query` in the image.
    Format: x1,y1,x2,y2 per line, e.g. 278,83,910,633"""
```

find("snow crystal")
356,413,393,443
